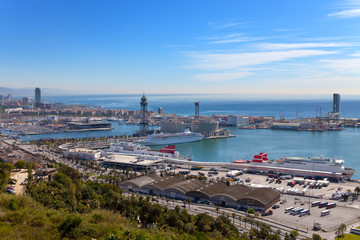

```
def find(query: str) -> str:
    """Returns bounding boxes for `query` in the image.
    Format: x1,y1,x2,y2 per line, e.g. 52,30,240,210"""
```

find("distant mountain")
0,87,74,97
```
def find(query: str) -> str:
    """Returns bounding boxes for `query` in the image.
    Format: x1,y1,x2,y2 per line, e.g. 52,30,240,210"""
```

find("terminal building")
63,148,102,160
120,175,281,212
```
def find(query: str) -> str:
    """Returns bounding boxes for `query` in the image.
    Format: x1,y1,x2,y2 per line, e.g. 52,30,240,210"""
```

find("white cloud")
328,9,360,18
210,37,259,44
199,33,263,44
321,58,360,73
256,42,354,50
186,50,336,71
208,22,246,30
192,71,252,82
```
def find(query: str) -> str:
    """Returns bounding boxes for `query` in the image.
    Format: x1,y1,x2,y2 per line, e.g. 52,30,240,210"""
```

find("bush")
9,199,18,211
247,208,255,214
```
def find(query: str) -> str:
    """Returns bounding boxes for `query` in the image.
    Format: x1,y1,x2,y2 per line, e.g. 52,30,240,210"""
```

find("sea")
9,94,360,179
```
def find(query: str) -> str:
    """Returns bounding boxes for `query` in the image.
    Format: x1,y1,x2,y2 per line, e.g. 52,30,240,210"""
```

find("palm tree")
231,213,236,224
216,206,220,217
355,186,360,197
238,215,242,227
166,198,169,206
336,223,346,239
186,198,191,210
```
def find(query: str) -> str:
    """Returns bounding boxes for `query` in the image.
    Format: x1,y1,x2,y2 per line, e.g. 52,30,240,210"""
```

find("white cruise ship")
231,152,355,180
141,129,204,146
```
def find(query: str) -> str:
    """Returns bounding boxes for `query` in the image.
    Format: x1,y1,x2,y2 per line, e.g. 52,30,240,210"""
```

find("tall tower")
333,93,340,114
194,101,200,119
35,88,41,107
140,94,148,134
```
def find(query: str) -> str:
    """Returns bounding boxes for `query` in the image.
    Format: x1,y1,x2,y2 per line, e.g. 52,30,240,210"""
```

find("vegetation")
0,161,333,240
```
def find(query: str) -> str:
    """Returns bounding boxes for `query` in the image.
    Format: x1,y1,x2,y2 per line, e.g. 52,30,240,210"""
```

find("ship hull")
143,135,203,146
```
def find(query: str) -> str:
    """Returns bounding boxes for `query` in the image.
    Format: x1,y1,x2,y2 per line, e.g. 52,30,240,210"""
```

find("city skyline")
1,0,360,96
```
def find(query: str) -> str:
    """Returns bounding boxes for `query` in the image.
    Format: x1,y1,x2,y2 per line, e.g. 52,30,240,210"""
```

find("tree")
355,186,360,197
247,208,255,214
26,161,36,170
216,206,220,217
312,233,322,240
335,223,346,239
15,160,26,169
231,212,236,224
1,163,14,173
290,230,299,240
238,215,242,227
187,198,191,210
9,199,18,211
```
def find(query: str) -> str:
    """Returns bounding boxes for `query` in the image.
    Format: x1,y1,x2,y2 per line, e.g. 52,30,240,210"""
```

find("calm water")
11,94,360,179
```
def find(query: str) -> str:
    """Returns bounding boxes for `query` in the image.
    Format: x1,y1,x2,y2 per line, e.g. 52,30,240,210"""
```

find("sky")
1,0,360,96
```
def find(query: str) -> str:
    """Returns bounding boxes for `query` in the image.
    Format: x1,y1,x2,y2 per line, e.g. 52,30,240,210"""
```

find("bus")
319,202,328,208
321,210,330,216
311,201,320,207
350,227,360,235
326,202,336,209
291,207,303,215
285,207,294,213
299,209,310,217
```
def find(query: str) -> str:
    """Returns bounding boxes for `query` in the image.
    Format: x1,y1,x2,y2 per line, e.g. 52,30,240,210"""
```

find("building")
227,115,250,126
67,121,112,131
237,188,280,212
162,179,205,200
186,182,229,203
35,88,41,107
271,122,301,130
64,148,102,160
333,93,340,114
118,175,281,211
102,154,163,171
119,174,162,193
141,176,183,196
210,184,252,207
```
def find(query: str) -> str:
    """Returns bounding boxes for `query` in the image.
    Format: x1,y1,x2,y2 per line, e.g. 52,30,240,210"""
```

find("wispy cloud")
199,33,263,44
328,8,360,18
321,58,360,74
256,42,355,50
185,50,336,71
210,36,263,44
208,22,247,30
192,71,252,82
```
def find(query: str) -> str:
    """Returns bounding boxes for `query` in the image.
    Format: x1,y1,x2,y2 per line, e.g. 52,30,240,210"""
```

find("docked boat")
140,129,204,146
231,152,355,180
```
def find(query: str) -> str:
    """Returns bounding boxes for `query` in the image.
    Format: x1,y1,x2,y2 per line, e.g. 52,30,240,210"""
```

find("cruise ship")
231,152,355,180
140,129,204,146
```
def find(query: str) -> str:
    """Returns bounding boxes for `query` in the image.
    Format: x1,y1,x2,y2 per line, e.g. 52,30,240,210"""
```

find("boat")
231,152,355,180
105,142,191,161
140,128,204,146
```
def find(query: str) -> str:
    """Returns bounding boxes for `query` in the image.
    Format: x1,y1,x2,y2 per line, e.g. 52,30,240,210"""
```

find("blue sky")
1,0,360,96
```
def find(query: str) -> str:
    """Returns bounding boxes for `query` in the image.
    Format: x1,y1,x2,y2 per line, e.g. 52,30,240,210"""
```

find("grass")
335,234,360,240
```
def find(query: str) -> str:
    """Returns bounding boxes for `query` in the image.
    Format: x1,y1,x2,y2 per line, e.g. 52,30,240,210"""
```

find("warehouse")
237,188,280,212
119,174,161,193
162,179,205,200
210,184,252,208
186,182,228,203
141,176,183,196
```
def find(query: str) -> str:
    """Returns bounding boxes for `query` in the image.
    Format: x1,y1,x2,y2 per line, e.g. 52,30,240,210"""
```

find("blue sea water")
18,94,360,179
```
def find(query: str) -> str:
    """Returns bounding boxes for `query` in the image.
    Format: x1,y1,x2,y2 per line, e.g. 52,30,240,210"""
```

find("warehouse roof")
211,184,252,200
186,182,229,199
119,174,161,188
164,179,205,194
237,188,280,205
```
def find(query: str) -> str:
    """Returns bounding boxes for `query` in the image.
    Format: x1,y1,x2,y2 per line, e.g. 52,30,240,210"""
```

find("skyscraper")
35,88,41,107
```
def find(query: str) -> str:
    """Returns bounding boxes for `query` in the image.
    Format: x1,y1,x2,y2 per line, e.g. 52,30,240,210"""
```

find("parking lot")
265,194,360,232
